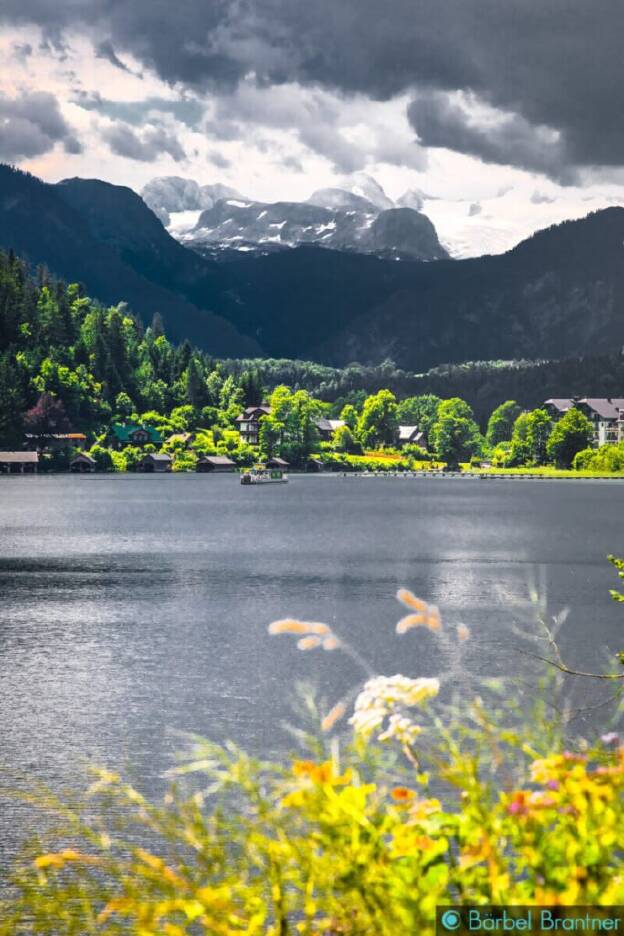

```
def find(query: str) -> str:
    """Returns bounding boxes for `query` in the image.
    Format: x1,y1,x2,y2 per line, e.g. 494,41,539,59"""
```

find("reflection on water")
0,473,622,853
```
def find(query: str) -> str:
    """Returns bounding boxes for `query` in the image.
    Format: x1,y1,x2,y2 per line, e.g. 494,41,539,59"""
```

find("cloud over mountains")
2,0,624,179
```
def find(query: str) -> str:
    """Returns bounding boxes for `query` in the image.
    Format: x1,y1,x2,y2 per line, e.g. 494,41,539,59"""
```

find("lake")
0,473,623,854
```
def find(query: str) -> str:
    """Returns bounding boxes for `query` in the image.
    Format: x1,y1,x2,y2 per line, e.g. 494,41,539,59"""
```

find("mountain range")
141,173,448,262
1,163,624,371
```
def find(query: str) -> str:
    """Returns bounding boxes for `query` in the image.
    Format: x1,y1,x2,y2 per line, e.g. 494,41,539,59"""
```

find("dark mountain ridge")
1,164,623,370
0,166,259,356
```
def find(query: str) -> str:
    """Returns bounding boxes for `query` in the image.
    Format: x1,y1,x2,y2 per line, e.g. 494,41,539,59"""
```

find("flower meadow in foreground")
2,575,623,934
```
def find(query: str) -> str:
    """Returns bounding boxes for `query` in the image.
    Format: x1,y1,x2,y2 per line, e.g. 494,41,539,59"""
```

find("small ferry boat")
241,465,289,485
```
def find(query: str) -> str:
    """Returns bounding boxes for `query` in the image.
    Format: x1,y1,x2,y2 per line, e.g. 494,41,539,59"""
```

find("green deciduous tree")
509,409,552,466
430,398,481,467
396,394,441,438
486,400,522,447
357,390,399,448
546,408,593,467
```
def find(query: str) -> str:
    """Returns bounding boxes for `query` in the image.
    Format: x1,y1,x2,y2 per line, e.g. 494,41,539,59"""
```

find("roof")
235,405,271,423
141,452,172,462
610,398,624,410
25,432,86,440
71,452,96,464
543,398,574,412
398,425,424,442
109,423,162,443
166,432,194,444
267,457,289,467
0,451,39,462
199,455,236,466
316,418,345,433
577,398,620,420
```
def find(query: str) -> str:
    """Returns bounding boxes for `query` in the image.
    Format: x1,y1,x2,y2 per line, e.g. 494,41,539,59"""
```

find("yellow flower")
396,613,427,634
426,606,442,631
297,635,322,650
396,588,428,612
268,618,314,635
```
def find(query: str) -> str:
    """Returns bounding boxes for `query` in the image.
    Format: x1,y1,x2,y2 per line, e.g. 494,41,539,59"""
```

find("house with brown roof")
0,451,39,473
70,453,96,473
235,406,271,445
25,432,88,452
197,455,236,472
576,398,622,447
544,397,624,446
139,453,172,473
543,399,575,419
315,418,346,441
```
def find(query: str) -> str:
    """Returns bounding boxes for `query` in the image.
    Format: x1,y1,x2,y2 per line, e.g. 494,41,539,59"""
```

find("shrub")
172,450,198,472
572,447,596,471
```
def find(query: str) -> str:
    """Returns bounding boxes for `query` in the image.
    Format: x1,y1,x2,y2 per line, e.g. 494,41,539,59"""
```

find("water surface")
0,474,622,852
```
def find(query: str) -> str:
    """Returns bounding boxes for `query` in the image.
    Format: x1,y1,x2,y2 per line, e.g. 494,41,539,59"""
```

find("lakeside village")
2,393,624,477
1,251,624,478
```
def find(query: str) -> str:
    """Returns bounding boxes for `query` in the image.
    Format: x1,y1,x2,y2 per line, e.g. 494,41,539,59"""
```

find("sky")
2,1,624,256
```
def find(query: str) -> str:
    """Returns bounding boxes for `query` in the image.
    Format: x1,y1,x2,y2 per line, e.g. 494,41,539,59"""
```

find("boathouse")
197,455,236,472
0,452,39,473
139,453,172,473
70,453,96,473
267,457,290,469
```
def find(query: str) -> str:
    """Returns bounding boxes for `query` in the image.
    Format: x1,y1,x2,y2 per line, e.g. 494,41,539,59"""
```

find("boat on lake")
241,465,289,485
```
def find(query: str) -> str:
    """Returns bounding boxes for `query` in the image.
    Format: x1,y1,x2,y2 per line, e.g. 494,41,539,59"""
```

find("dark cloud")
3,0,624,177
207,150,231,169
101,121,186,162
0,90,81,161
95,39,132,73
407,91,572,183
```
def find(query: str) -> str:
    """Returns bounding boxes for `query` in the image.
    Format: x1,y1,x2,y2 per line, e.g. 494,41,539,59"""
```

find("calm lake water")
0,473,623,855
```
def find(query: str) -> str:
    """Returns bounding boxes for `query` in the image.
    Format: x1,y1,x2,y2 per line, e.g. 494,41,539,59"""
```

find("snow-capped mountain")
141,175,449,261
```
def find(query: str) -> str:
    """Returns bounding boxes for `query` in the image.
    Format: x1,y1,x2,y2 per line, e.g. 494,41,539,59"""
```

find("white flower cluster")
349,675,440,743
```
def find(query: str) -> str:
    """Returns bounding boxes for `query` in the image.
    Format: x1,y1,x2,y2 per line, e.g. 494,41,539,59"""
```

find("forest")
1,248,622,473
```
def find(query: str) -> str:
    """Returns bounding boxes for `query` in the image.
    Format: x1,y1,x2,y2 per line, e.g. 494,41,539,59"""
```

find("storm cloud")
101,122,186,162
0,89,82,161
3,0,624,178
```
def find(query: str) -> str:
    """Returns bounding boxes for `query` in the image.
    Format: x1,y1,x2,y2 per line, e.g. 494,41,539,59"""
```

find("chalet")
197,455,236,473
397,425,426,448
306,457,325,472
315,418,346,441
0,451,39,473
139,453,172,473
235,405,271,445
106,423,162,449
543,399,574,419
542,397,624,446
267,457,290,469
70,453,96,473
576,399,621,447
